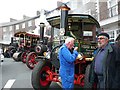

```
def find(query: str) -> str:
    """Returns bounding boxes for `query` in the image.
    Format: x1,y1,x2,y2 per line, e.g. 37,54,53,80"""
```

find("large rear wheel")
50,45,62,69
84,64,93,89
31,60,52,90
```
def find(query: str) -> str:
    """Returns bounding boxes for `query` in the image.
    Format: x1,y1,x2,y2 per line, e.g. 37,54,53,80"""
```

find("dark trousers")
97,76,105,89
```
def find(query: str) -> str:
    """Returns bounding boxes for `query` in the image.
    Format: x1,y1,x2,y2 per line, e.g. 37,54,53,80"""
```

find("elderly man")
89,33,120,89
58,37,78,90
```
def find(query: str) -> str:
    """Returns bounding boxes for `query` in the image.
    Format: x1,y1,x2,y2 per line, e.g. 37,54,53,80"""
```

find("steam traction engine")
12,31,40,69
31,4,101,89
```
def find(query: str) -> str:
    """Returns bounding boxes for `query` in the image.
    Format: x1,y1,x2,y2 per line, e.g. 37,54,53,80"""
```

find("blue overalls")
58,44,78,90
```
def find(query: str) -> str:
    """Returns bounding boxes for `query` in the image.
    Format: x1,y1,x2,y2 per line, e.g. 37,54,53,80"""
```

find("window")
117,29,120,34
107,0,118,17
107,0,117,8
28,21,32,27
9,26,12,31
3,34,7,40
22,23,25,28
3,33,11,41
16,24,19,30
3,27,6,32
108,31,114,38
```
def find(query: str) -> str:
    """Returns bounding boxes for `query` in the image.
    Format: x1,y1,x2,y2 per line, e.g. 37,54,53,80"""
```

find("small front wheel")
26,52,37,69
31,60,52,90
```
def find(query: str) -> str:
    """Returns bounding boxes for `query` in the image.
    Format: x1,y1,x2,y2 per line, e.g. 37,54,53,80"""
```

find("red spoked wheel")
39,65,51,87
32,60,52,90
26,52,37,69
21,51,28,63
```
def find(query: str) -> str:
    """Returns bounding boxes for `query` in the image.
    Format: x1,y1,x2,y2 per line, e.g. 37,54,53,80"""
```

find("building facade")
98,0,120,42
0,0,119,48
69,0,120,42
0,15,38,47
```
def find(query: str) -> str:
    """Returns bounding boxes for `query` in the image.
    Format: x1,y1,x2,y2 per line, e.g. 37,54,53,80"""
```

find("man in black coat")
89,33,120,89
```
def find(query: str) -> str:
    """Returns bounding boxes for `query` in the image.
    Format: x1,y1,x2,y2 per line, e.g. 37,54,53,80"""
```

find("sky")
0,0,60,23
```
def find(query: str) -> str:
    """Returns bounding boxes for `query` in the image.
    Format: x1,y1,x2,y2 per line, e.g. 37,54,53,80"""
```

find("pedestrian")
115,34,120,47
58,37,79,90
0,47,4,62
88,33,120,89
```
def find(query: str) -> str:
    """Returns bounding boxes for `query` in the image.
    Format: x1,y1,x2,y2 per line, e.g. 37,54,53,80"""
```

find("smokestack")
39,23,45,44
59,3,70,35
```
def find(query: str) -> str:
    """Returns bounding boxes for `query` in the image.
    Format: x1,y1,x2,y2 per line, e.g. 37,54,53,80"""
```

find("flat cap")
97,33,109,39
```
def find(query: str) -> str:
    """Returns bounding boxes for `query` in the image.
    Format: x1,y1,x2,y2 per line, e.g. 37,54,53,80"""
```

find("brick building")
69,0,120,42
0,15,39,45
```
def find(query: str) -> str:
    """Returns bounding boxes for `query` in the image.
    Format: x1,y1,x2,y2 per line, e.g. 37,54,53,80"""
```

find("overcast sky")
0,0,60,23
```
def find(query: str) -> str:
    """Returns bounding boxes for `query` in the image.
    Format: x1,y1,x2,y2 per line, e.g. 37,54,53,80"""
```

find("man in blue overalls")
58,37,78,90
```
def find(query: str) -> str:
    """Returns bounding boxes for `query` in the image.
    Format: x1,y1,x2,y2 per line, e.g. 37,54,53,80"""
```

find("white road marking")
4,79,16,88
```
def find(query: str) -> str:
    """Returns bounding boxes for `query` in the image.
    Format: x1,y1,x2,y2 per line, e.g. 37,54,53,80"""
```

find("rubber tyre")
50,45,62,68
31,60,52,90
84,64,92,89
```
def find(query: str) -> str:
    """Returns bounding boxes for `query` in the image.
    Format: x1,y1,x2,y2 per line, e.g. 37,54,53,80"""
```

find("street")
0,58,61,90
